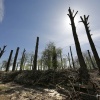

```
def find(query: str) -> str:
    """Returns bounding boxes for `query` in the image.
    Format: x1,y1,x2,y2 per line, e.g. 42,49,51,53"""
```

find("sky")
0,0,100,63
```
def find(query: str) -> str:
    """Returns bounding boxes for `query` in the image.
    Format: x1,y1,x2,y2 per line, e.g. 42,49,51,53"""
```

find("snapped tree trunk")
33,37,39,70
70,46,75,69
0,45,7,58
87,50,97,69
80,15,100,72
20,49,26,71
12,47,19,71
67,7,89,83
67,52,72,69
6,50,13,72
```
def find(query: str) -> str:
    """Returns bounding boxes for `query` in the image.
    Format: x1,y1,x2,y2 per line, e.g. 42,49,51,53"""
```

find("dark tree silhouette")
6,50,13,72
70,46,75,69
30,55,34,70
67,7,89,82
0,45,7,58
87,50,97,69
33,37,39,70
12,47,19,71
20,49,26,71
80,15,100,73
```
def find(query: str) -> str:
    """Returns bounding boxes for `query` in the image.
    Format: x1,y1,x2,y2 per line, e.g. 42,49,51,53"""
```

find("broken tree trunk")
67,7,89,83
33,37,39,70
6,50,13,72
20,49,26,71
12,47,19,71
70,46,75,69
0,45,7,58
80,15,100,73
68,52,72,69
87,50,97,69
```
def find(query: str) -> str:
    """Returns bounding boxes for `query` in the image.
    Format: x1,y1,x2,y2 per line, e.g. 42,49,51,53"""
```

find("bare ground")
0,69,100,100
0,82,67,100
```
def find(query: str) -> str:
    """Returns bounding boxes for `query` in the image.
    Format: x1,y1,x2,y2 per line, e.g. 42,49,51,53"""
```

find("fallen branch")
56,84,72,100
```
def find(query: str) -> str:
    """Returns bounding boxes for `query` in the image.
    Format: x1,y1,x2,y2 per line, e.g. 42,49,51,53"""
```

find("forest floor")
0,69,100,100
0,82,67,100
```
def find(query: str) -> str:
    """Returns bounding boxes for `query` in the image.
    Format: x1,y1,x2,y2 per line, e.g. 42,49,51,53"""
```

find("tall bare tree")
33,37,39,70
67,52,72,69
87,50,97,69
70,46,75,69
12,47,19,71
80,15,100,73
0,45,7,58
67,7,89,82
20,49,26,71
6,50,13,72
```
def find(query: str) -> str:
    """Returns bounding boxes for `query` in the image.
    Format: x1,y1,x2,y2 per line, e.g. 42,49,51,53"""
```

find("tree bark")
67,7,89,83
70,46,75,69
80,15,100,72
33,37,39,70
12,47,19,71
6,50,13,72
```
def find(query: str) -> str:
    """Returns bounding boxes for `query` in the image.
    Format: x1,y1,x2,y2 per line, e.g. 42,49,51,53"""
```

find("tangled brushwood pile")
0,71,21,83
0,69,100,100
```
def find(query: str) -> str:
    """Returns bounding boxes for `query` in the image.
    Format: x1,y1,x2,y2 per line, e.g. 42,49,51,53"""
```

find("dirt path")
0,82,67,100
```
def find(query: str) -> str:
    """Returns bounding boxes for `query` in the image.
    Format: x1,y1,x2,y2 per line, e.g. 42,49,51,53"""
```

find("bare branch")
74,11,78,18
87,22,90,26
67,14,70,17
84,15,86,19
80,16,84,23
86,15,89,21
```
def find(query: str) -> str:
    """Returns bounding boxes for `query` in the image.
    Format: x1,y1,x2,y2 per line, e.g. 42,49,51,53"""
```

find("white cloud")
0,0,4,22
